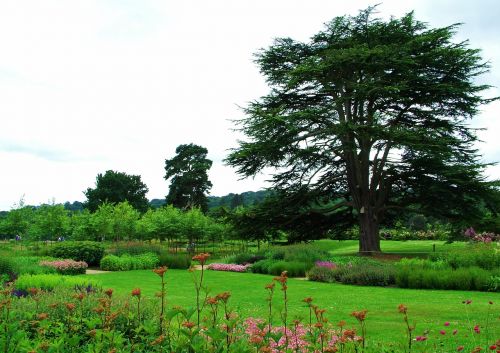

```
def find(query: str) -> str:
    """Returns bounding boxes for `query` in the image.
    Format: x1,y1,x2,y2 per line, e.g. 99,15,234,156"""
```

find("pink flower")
473,325,480,334
444,322,450,326
315,261,337,269
440,330,446,335
415,336,427,342
207,263,252,272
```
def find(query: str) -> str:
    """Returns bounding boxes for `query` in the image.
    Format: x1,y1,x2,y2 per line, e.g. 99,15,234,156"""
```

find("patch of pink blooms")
207,263,251,272
40,259,88,273
244,317,342,353
315,261,337,269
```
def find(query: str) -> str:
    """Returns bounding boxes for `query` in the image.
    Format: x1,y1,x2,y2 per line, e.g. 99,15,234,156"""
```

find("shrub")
395,266,498,291
0,257,15,280
14,273,99,292
250,259,276,274
110,242,164,256
333,263,396,287
306,266,337,282
39,259,88,275
50,241,105,266
224,252,266,265
158,252,191,269
100,252,160,271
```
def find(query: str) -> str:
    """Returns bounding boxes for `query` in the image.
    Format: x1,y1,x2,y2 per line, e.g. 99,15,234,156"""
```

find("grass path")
86,269,499,343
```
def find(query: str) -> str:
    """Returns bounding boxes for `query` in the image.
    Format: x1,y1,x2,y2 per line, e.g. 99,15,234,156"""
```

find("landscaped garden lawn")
86,268,500,344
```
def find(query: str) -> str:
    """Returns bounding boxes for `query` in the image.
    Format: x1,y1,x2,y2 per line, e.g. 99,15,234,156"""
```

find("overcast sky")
0,0,499,211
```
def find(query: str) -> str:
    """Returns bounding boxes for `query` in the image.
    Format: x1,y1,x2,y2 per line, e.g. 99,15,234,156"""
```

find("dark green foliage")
251,259,311,277
225,6,499,251
0,257,15,279
100,253,160,271
50,241,105,266
225,252,266,265
158,253,191,269
110,242,164,256
164,144,213,212
63,201,84,212
269,244,330,263
208,190,270,209
84,170,149,213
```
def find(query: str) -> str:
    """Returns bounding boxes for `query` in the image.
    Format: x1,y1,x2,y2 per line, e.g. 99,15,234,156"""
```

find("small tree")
164,144,213,212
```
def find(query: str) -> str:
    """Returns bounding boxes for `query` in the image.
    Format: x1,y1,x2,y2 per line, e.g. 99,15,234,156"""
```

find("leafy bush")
50,241,105,266
306,266,337,282
224,252,266,265
0,257,15,280
158,252,191,269
250,259,276,274
396,266,498,291
332,263,396,287
110,242,164,256
100,252,160,271
251,259,310,277
14,273,99,292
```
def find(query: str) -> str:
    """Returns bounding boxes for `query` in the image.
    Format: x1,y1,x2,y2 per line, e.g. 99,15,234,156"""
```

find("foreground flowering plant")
39,259,88,275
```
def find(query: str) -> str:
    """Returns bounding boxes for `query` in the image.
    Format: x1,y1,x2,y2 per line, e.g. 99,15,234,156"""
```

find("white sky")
0,0,499,211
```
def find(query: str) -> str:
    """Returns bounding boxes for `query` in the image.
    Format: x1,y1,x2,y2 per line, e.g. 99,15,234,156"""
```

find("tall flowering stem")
273,271,289,349
265,282,275,335
153,266,168,333
398,304,414,353
192,253,210,326
351,310,368,353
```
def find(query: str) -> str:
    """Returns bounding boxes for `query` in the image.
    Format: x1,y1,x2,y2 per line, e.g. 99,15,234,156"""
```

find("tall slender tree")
226,7,498,253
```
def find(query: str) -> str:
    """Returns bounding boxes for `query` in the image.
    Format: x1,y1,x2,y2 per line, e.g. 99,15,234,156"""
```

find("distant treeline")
57,190,270,213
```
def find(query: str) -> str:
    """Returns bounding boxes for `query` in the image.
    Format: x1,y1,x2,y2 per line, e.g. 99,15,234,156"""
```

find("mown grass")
86,269,499,343
313,239,466,256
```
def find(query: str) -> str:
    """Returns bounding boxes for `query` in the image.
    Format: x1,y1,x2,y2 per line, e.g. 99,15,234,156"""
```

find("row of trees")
0,202,231,244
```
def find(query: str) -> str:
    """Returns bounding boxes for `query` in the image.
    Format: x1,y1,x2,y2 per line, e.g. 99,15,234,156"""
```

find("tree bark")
358,210,381,254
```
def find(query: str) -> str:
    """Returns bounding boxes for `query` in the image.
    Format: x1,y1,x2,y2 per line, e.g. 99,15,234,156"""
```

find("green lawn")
86,269,499,344
313,239,466,256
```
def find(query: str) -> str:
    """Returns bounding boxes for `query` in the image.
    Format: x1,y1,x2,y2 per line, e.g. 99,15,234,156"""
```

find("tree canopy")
226,7,498,253
83,170,149,213
164,144,213,212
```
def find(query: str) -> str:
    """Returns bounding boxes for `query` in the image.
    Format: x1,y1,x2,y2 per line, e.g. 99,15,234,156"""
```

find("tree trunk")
358,211,381,254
